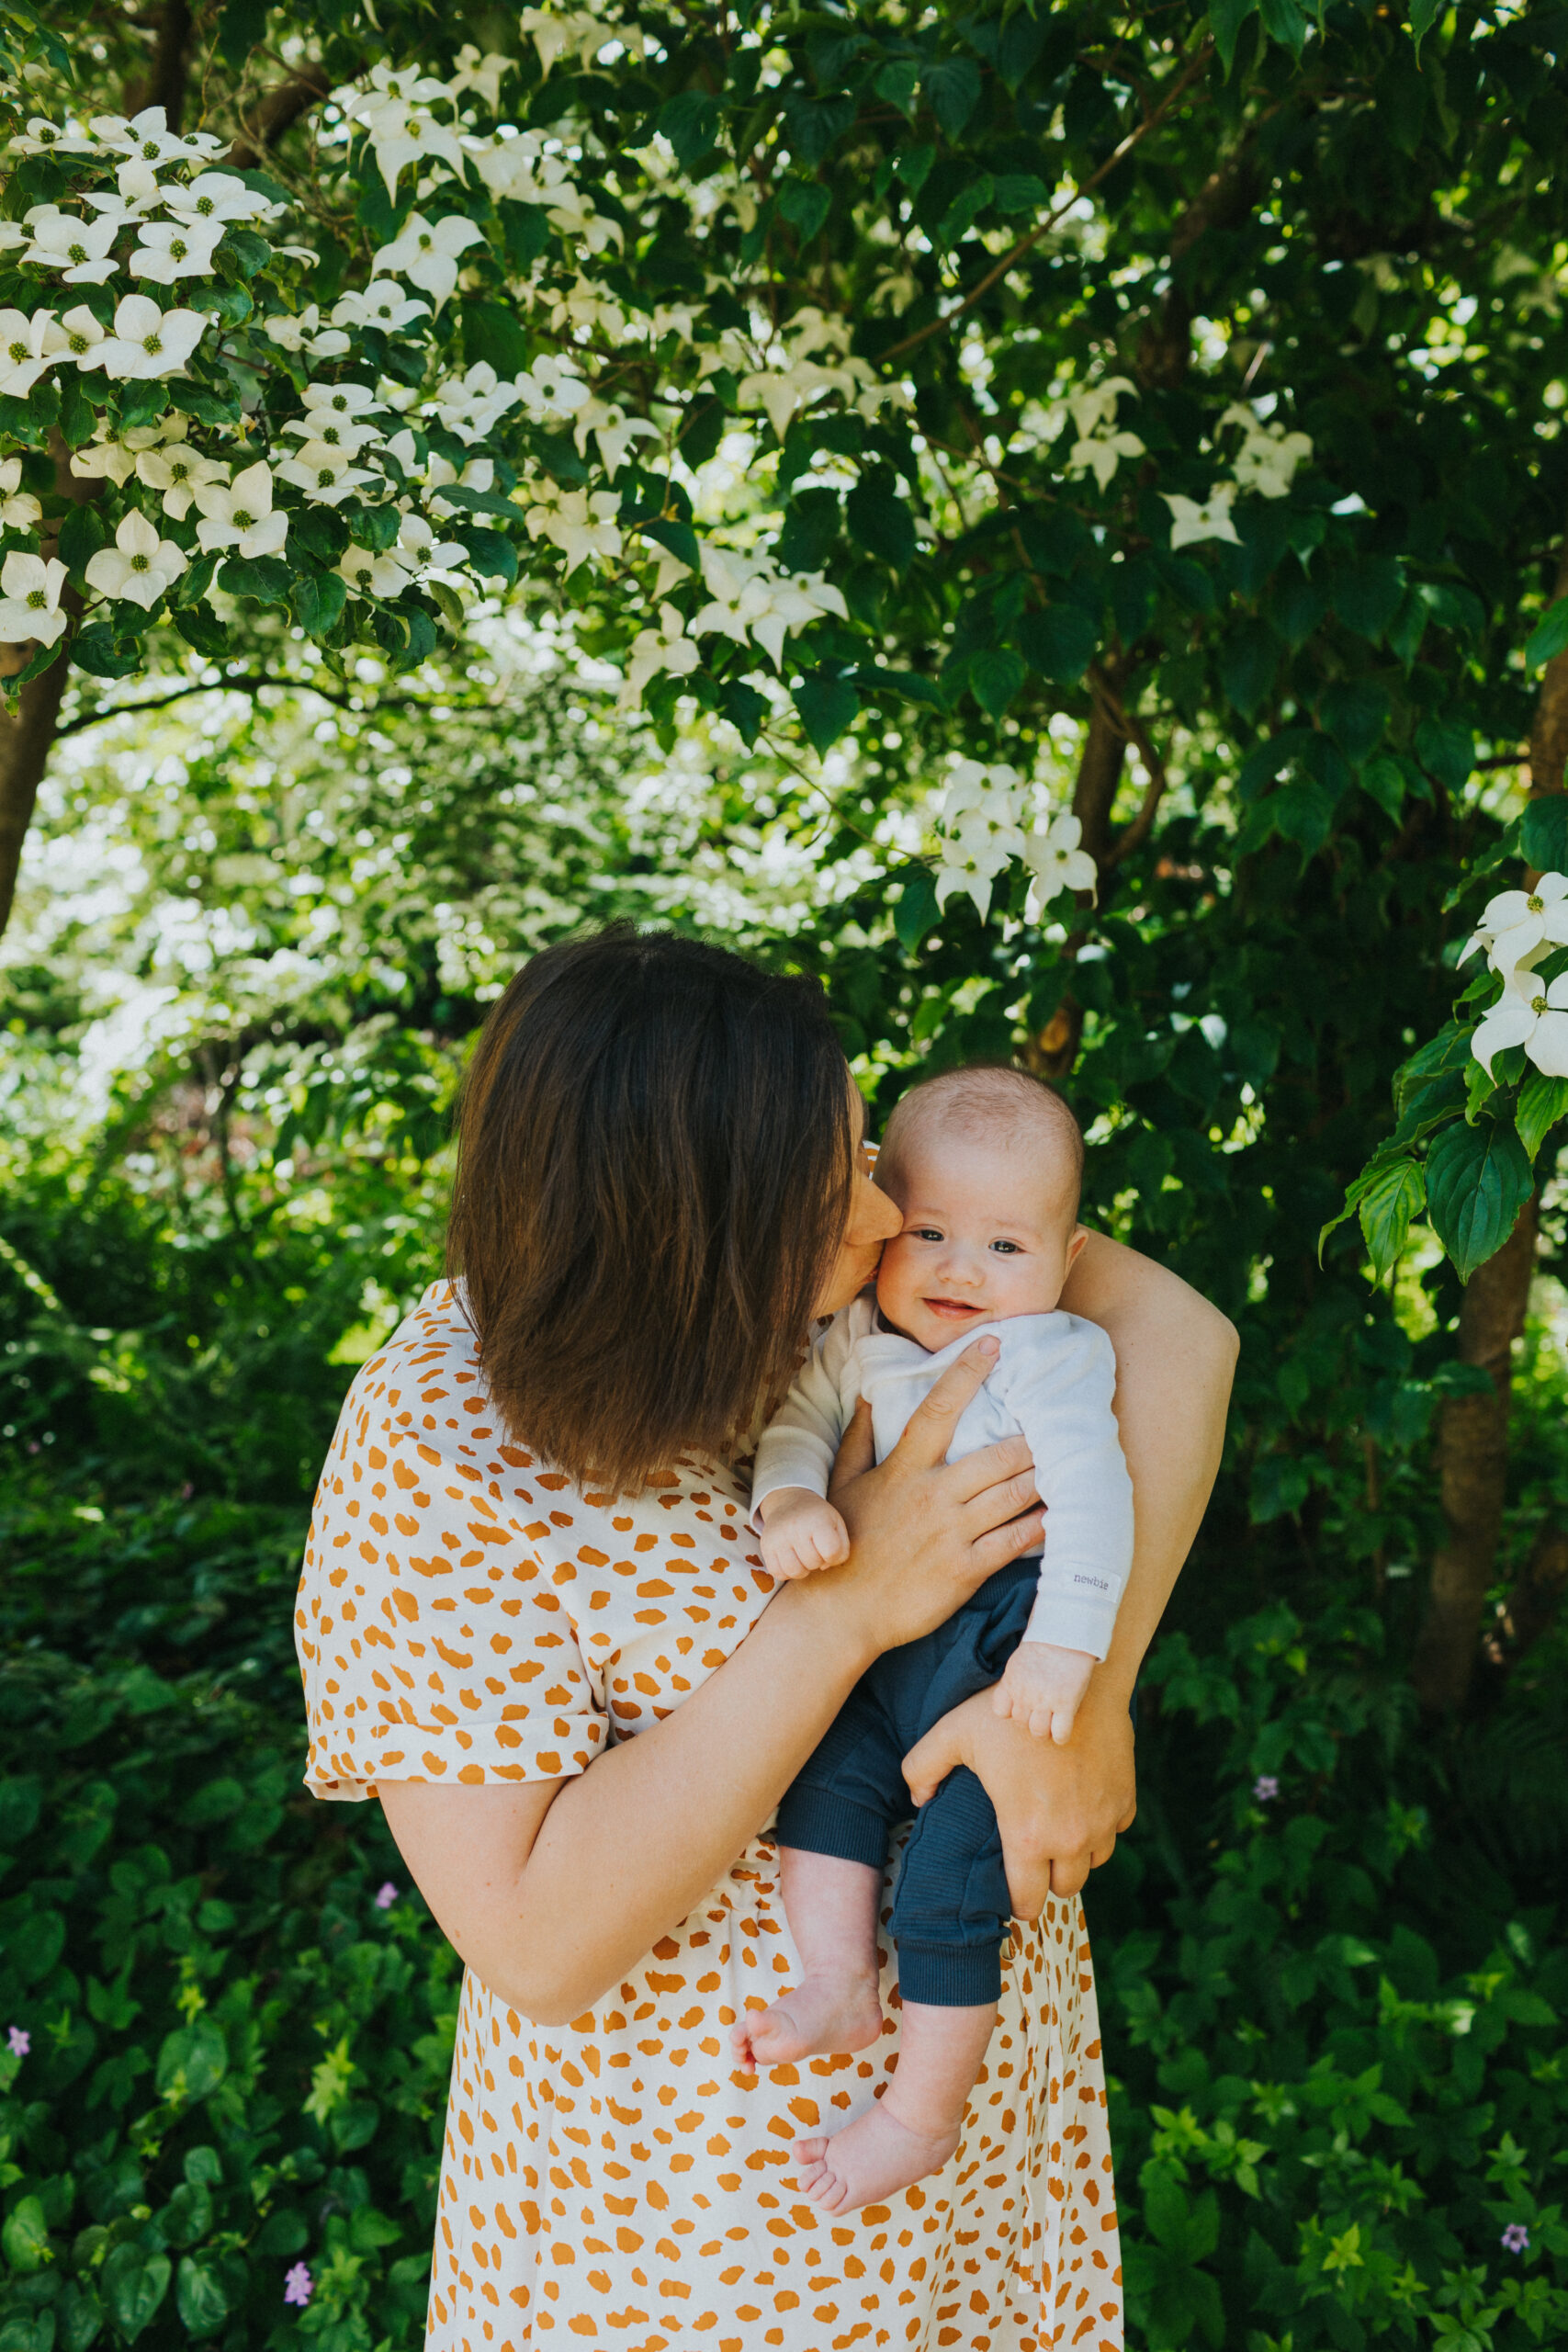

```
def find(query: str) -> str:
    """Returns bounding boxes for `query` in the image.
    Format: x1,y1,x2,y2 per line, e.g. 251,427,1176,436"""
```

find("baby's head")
873,1066,1086,1351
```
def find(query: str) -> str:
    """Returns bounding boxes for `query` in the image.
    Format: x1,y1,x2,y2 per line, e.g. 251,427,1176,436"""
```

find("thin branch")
879,40,1213,368
227,59,337,168
53,671,440,741
1105,703,1169,866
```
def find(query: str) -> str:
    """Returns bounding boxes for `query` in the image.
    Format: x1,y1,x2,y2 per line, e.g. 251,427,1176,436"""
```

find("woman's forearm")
513,1574,875,2018
382,1570,875,2028
1059,1231,1237,1705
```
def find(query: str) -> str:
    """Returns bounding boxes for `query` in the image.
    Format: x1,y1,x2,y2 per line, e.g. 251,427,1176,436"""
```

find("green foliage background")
4,0,1568,2346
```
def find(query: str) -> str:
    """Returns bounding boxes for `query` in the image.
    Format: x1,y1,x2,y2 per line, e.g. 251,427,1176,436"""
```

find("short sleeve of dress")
295,1283,607,1802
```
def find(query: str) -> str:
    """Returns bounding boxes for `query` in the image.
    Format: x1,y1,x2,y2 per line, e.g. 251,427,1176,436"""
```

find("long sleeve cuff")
1022,1585,1117,1661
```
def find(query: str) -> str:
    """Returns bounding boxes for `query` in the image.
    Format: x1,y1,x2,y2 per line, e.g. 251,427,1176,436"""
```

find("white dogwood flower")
0,551,68,643
136,444,228,519
55,304,106,365
372,211,485,309
89,106,221,165
164,172,275,226
572,400,660,477
450,45,513,109
621,603,700,704
8,118,98,160
275,443,376,505
20,208,119,282
130,219,223,283
0,458,41,532
1067,426,1145,491
0,308,57,398
331,280,431,332
338,542,412,597
1461,873,1568,979
283,412,382,456
1165,487,1241,549
82,160,168,223
85,508,187,608
1023,812,1098,913
1473,969,1568,1079
87,293,207,379
941,759,1023,831
513,354,590,424
1221,404,1313,500
193,460,288,555
523,483,621,571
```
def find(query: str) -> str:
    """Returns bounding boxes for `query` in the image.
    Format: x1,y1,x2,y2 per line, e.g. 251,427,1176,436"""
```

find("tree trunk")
0,439,98,940
1072,692,1129,867
1412,1195,1539,1713
1410,502,1568,1712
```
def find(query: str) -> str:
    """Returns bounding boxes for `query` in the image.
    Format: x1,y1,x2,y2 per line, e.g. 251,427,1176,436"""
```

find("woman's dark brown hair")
446,926,853,1495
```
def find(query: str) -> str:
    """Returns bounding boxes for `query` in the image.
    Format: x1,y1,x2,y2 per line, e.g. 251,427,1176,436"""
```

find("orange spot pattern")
297,1284,1123,2350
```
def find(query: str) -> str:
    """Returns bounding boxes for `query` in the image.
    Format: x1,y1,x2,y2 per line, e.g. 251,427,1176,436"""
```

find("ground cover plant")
4,0,1568,2344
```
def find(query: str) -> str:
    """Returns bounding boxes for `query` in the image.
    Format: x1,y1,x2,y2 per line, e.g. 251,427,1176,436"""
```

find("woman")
296,928,1235,2352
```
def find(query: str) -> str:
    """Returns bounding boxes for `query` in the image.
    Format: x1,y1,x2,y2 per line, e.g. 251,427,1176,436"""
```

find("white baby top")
752,1295,1134,1658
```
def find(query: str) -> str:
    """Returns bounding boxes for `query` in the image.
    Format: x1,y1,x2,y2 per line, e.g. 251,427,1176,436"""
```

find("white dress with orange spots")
297,1283,1123,2352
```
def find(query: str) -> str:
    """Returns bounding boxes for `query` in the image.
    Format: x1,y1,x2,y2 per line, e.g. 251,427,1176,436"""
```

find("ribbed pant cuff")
897,1940,1004,2007
773,1786,889,1871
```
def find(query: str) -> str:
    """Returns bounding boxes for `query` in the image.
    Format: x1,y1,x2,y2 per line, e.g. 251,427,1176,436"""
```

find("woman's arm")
378,1337,1045,2026
900,1231,1237,1908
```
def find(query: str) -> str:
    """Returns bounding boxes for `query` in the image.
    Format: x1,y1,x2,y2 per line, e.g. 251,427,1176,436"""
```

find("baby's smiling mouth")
923,1297,984,1318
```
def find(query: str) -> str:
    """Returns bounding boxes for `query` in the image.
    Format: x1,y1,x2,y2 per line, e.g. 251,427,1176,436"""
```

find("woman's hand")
814,1335,1045,1665
902,1680,1136,1907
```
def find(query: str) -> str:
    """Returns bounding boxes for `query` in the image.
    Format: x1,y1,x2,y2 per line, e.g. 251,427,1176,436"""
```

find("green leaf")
1270,778,1336,858
3,2195,50,2273
290,571,348,639
216,0,266,63
896,868,939,952
58,372,96,448
428,578,465,632
640,516,699,573
171,606,229,660
970,647,1026,718
69,625,141,681
894,143,935,195
1018,605,1096,684
1519,797,1568,874
1359,754,1405,820
1425,1116,1534,1282
1408,0,1443,51
462,300,530,380
923,56,983,139
874,59,921,119
0,1775,40,1844
779,181,831,243
167,381,239,427
57,501,108,578
1219,620,1278,721
455,527,517,584
658,91,723,173
1516,1071,1568,1159
1524,597,1568,669
993,173,1048,214
1415,715,1474,795
1211,0,1260,76
940,175,995,247
793,669,859,753
219,552,291,605
1358,1156,1426,1279
846,479,916,573
1259,0,1308,57
114,380,169,432
719,679,766,746
155,2017,227,2101
101,2246,170,2346
175,2256,230,2338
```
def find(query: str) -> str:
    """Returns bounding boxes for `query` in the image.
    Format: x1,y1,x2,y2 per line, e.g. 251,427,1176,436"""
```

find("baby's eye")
910,1227,944,1242
989,1239,1022,1254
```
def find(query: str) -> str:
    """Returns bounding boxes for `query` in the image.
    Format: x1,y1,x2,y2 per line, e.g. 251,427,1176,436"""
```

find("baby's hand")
992,1641,1095,1746
758,1488,851,1580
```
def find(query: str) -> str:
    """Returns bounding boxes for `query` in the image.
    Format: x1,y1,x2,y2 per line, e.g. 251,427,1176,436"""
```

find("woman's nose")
852,1172,902,1243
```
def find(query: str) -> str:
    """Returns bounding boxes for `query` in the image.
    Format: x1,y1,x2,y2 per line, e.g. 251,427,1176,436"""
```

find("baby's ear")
1066,1224,1089,1269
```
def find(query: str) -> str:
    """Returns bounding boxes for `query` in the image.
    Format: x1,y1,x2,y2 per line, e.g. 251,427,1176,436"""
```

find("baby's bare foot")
729,1971,882,2070
792,2098,960,2213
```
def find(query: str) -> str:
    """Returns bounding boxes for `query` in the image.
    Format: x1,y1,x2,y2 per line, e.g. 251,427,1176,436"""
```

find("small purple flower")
1252,1776,1280,1804
1502,2222,1529,2254
373,1882,399,1910
7,2027,29,2057
283,2264,313,2307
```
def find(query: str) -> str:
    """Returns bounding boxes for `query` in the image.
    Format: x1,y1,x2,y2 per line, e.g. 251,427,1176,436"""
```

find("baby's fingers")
990,1682,1015,1720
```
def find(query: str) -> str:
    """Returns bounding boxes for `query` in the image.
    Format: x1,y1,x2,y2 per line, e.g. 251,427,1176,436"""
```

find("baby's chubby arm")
988,1320,1135,1744
751,1306,866,1579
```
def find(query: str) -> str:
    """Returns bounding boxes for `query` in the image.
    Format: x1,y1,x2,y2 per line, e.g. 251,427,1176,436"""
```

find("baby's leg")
731,1849,885,2070
793,1998,993,2212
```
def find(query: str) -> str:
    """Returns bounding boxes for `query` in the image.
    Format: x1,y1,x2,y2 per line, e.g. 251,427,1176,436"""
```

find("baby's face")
874,1135,1086,1352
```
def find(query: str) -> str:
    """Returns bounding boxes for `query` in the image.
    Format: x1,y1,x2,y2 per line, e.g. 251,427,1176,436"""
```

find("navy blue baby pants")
773,1559,1036,2007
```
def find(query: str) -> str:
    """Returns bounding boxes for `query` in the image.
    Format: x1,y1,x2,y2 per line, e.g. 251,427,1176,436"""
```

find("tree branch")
879,40,1213,368
53,671,455,741
227,60,335,169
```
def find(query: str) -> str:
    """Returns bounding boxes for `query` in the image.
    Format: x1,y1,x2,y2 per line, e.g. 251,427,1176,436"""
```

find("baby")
737,1064,1134,2214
